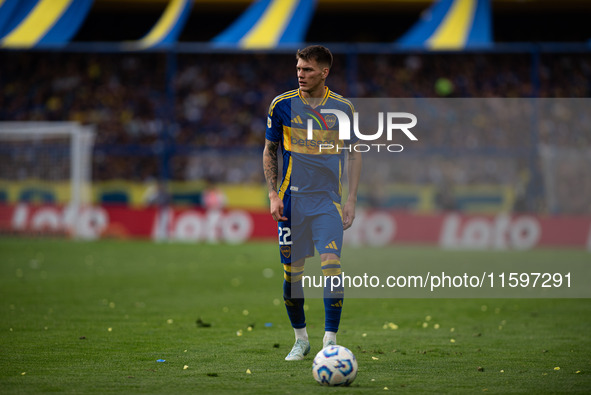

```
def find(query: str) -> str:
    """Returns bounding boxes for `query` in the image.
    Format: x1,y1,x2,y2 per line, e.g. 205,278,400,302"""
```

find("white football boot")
285,339,311,361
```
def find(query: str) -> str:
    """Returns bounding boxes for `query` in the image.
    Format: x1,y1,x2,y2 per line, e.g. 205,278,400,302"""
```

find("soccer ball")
312,345,358,386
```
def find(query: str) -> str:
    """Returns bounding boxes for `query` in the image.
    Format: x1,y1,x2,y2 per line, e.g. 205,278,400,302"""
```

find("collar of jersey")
298,86,330,108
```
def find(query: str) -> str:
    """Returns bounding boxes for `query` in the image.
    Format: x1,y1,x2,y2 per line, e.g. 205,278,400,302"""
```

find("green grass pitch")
0,238,590,393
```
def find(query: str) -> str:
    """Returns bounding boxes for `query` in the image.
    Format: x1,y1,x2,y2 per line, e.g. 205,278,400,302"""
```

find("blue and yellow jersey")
266,87,357,200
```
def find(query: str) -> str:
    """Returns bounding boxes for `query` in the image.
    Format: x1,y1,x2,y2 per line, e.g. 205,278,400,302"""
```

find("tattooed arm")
263,139,287,222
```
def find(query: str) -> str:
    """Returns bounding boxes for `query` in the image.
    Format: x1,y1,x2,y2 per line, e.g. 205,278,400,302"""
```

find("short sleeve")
265,101,283,142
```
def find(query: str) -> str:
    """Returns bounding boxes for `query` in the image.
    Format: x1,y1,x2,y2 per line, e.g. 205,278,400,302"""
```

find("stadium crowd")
1,50,590,213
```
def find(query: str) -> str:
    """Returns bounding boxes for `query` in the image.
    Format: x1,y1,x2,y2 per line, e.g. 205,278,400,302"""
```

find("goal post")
0,122,95,237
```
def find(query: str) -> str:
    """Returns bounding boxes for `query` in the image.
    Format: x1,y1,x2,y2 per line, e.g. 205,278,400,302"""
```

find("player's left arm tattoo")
263,139,280,196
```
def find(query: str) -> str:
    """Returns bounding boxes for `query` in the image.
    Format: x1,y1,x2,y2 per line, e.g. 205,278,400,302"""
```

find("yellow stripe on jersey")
268,90,299,117
282,125,292,151
277,155,292,200
1,0,72,48
333,201,343,221
299,87,331,107
427,0,476,50
240,0,298,49
319,87,332,106
328,93,355,114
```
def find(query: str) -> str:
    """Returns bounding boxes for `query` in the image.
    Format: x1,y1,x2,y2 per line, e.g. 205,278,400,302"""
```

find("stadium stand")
1,0,590,215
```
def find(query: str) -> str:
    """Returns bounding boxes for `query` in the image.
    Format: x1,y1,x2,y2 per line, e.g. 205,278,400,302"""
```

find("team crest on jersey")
324,114,337,129
281,245,291,258
267,117,272,128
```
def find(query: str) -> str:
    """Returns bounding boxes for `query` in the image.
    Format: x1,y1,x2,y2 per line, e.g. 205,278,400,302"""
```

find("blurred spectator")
1,50,590,214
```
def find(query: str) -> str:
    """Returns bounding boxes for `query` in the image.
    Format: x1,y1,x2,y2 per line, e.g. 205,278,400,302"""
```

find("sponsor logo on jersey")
291,137,336,148
286,126,342,155
291,115,303,125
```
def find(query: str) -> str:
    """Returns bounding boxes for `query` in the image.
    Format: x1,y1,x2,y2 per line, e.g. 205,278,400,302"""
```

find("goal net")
0,122,95,237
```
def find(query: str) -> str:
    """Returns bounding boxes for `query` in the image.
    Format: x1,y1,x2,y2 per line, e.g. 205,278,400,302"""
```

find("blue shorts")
277,192,344,264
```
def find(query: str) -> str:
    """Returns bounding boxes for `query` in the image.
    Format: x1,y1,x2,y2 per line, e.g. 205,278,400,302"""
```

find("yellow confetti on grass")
183,365,189,370
167,319,173,324
450,339,456,343
236,329,243,336
372,357,379,360
246,369,252,374
21,372,26,376
108,327,112,332
554,367,560,371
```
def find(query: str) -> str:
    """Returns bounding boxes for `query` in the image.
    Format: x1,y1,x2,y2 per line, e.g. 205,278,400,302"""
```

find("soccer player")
263,45,362,361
